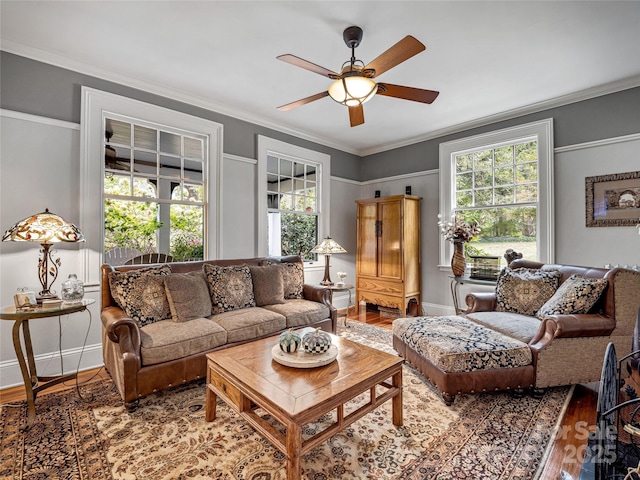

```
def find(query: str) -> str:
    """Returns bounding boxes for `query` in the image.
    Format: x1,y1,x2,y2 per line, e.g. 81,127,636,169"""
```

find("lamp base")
320,254,333,286
37,292,59,304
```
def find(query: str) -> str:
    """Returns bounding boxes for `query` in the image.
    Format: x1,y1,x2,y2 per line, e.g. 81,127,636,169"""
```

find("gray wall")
0,52,361,180
361,87,640,181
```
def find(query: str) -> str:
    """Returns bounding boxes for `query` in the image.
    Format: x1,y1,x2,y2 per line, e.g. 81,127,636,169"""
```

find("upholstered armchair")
464,260,640,390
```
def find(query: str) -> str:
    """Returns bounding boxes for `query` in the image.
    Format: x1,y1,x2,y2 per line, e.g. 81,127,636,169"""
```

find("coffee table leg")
286,422,302,480
206,385,217,422
392,370,403,426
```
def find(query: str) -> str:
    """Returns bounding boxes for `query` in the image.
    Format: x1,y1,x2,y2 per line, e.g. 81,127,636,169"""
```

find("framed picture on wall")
586,170,640,227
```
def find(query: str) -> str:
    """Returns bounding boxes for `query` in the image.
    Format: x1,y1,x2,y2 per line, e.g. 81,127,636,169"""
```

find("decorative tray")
271,343,338,369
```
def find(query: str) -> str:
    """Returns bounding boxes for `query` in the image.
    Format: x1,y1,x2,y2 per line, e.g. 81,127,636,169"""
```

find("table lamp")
2,209,85,302
310,236,346,286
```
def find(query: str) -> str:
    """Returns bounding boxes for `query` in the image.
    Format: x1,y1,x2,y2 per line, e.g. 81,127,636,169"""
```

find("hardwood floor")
1,309,595,479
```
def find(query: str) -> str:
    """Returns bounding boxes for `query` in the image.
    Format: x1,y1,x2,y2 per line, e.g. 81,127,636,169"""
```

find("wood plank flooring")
0,309,595,479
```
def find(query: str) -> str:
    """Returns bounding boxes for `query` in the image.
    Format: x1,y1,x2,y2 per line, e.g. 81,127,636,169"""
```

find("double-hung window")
103,116,207,261
81,87,222,285
266,154,319,260
257,136,330,262
439,119,554,266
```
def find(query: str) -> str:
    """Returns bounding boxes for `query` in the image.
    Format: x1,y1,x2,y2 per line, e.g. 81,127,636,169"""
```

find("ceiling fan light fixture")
328,74,377,107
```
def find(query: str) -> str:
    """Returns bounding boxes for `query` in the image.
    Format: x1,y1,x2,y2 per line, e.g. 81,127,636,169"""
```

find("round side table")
0,298,95,430
326,284,355,327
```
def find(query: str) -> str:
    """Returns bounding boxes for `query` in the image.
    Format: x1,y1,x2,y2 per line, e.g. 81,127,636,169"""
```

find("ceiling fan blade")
377,83,439,104
349,105,364,127
277,54,339,78
277,91,329,111
364,36,425,77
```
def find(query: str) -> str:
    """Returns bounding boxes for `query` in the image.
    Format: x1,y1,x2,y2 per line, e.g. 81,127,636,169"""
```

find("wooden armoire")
355,194,422,317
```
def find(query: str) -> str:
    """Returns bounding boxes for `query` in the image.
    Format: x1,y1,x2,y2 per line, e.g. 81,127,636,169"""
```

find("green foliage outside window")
169,203,204,261
104,176,204,259
280,213,317,261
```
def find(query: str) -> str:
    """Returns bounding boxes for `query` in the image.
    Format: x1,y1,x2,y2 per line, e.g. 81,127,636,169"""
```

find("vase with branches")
438,214,481,276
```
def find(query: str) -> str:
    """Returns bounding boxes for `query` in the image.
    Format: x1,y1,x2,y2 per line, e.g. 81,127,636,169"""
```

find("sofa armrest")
101,306,142,354
303,284,338,333
465,292,497,313
530,314,615,347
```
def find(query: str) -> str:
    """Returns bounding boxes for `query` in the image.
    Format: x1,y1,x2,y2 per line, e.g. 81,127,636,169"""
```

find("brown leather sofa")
394,261,640,404
101,255,337,409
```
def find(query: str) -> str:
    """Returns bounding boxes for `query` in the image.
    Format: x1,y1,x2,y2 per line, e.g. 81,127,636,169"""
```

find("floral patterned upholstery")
261,260,304,299
394,316,532,373
495,267,560,316
203,264,255,314
536,274,608,318
108,265,172,327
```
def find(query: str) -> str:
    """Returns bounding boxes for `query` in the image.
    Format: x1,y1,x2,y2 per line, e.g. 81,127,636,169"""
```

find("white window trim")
257,135,330,267
80,87,223,286
438,118,554,269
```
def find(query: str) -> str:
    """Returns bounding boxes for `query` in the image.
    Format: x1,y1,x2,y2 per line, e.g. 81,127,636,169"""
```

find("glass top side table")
448,275,497,314
326,284,355,327
0,298,95,430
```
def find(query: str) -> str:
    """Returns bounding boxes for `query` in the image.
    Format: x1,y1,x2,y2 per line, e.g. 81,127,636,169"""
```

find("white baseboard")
421,302,456,317
0,342,104,390
331,291,354,311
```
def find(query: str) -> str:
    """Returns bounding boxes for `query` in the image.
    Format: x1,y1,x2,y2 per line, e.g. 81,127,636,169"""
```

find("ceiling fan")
277,26,439,127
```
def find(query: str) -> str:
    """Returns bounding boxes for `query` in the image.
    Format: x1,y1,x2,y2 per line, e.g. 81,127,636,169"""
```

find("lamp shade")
328,75,377,107
311,236,346,255
2,209,84,244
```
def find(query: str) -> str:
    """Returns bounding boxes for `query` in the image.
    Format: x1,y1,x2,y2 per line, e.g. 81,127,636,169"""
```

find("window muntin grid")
104,117,206,205
266,154,319,214
454,140,538,210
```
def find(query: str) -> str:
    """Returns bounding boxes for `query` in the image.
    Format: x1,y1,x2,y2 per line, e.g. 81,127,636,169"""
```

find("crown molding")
0,40,361,156
359,75,640,157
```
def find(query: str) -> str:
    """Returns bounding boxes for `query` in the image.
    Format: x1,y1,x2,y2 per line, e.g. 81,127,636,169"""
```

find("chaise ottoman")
393,316,535,405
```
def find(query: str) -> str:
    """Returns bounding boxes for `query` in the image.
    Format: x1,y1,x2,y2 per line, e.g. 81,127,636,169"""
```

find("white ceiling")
2,1,640,156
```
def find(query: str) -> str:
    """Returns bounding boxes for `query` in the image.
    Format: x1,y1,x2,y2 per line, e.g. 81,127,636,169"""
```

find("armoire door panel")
379,201,402,279
357,203,378,276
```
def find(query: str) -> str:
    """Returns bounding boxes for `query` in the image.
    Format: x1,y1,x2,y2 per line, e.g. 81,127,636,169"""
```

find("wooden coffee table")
205,332,403,479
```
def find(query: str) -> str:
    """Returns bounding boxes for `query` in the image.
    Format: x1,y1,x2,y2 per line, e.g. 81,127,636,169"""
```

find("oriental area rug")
1,322,572,479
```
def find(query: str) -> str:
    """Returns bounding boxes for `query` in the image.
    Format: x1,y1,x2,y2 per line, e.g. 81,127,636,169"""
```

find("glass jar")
61,274,84,302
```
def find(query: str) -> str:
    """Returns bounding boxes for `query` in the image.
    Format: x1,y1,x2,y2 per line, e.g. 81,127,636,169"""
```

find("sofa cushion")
209,307,286,343
495,267,560,316
536,274,608,319
393,316,532,373
263,299,330,329
139,317,228,366
249,265,285,307
109,265,172,327
203,264,256,314
261,260,304,299
164,271,212,322
464,311,542,344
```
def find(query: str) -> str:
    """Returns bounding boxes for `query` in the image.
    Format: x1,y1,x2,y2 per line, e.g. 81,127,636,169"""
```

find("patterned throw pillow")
280,262,304,299
249,265,285,306
203,264,256,314
536,274,608,319
108,265,172,327
164,271,212,322
495,267,561,316
261,260,304,299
